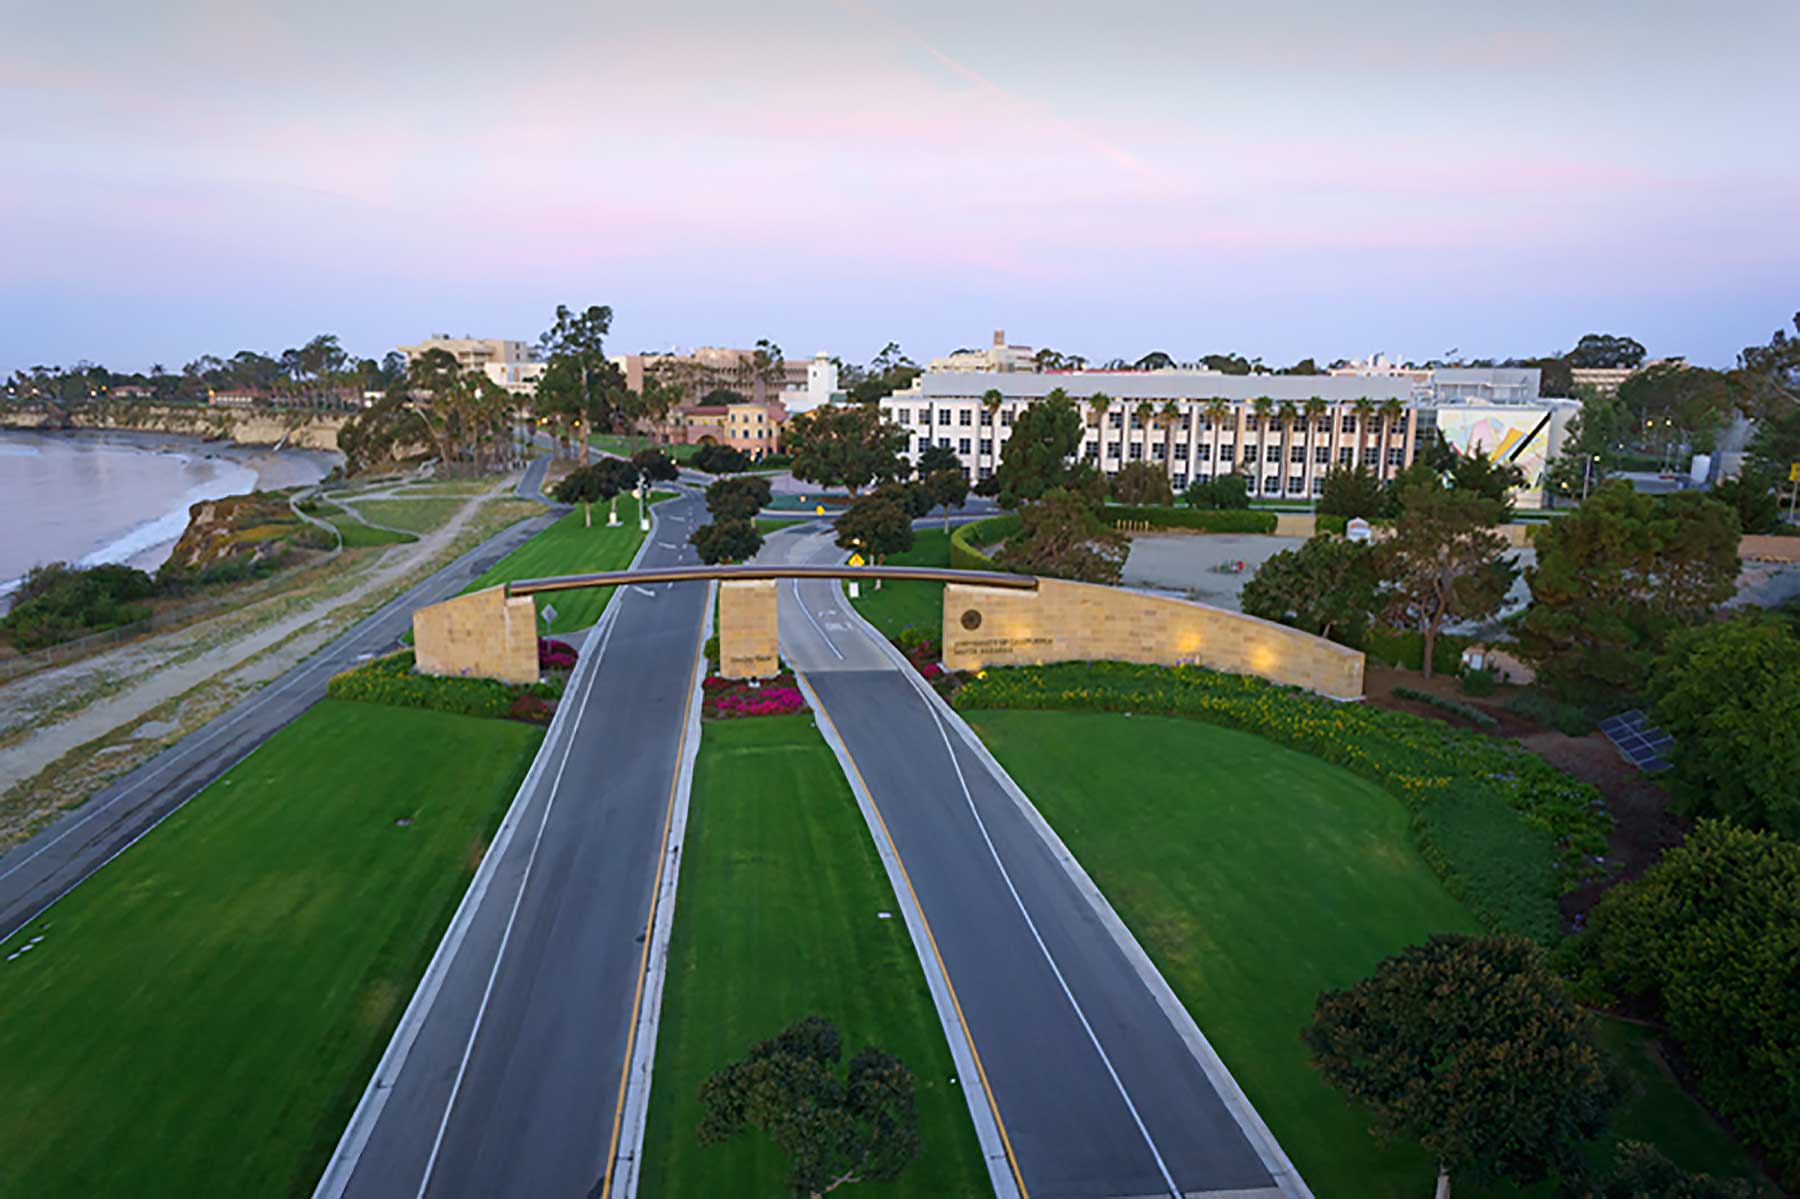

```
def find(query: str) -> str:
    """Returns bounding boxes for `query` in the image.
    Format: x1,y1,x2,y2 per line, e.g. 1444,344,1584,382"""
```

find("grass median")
0,699,545,1198
638,714,987,1197
968,709,1766,1197
460,492,663,634
848,527,950,641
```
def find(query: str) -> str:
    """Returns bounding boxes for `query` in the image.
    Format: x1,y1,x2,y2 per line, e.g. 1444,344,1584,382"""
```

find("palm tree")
1204,397,1232,479
1133,400,1155,467
1378,398,1405,476
1353,398,1376,471
1160,399,1182,481
1274,401,1300,497
1086,391,1111,428
1301,396,1329,491
983,388,1004,471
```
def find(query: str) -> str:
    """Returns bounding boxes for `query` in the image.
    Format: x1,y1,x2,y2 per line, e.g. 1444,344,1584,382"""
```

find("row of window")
893,407,1400,435
910,436,1406,469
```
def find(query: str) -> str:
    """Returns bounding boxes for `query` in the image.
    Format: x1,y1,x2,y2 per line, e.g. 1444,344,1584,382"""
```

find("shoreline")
2,429,341,596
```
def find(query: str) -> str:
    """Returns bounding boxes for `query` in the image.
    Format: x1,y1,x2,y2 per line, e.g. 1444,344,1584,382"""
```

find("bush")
1586,822,1800,1188
1359,627,1472,676
537,637,578,670
691,443,753,474
1393,685,1498,728
690,518,763,565
954,661,1609,940
1,562,157,650
1109,462,1174,506
508,692,553,722
948,513,1022,571
1503,689,1592,736
1458,666,1496,696
327,651,523,720
1104,505,1277,534
1184,473,1250,510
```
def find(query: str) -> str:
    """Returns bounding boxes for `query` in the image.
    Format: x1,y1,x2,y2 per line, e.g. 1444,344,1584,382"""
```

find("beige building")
723,400,786,457
397,335,532,371
928,328,1039,373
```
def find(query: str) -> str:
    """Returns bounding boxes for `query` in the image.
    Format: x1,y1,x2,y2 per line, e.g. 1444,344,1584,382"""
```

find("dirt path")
0,491,504,796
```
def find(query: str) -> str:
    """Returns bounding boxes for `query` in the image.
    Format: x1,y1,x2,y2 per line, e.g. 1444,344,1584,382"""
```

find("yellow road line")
598,591,710,1199
809,682,1031,1199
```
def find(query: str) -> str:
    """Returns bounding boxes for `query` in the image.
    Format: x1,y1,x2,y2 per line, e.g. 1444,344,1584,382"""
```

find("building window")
1196,444,1211,461
940,437,953,449
1002,411,1014,426
1108,412,1122,429
1151,443,1166,460
1290,445,1306,463
896,409,911,424
1129,443,1143,460
1341,417,1357,433
979,466,992,479
1172,474,1188,489
1082,441,1097,459
1218,445,1235,464
1312,477,1326,495
1129,414,1143,430
980,410,992,426
980,438,993,454
1264,475,1280,493
937,409,951,425
1362,447,1379,465
1196,472,1212,485
1338,447,1354,465
1288,476,1305,494
1314,445,1330,463
1265,444,1282,462
1387,447,1405,466
1172,443,1188,459
1315,420,1331,434
916,437,929,454
959,409,972,426
1107,443,1121,459
959,437,971,453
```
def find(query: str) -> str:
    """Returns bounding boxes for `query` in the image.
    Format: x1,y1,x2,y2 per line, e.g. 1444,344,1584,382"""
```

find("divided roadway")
765,527,1298,1199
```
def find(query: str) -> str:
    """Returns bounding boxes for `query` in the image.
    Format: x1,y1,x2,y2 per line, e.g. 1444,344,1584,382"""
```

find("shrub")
508,693,553,722
1458,666,1496,697
1504,689,1592,737
327,651,521,720
1586,822,1800,1188
954,661,1609,940
1,562,157,650
1109,462,1174,506
948,513,1022,571
537,637,578,670
690,518,763,565
691,443,753,474
702,674,807,719
1360,626,1471,676
1184,473,1250,510
1393,685,1498,729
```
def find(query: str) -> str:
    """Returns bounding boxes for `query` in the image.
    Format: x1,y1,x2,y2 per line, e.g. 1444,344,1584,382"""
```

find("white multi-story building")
397,335,532,371
882,372,1422,498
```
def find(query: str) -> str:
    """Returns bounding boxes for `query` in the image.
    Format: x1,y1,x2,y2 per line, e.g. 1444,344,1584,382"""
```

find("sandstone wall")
942,578,1365,699
719,580,779,678
412,586,540,686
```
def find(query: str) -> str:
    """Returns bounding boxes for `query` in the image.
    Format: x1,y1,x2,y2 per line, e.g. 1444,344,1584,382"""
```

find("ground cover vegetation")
458,492,654,633
701,672,806,719
636,715,987,1199
326,648,567,722
956,661,1608,939
0,700,545,1198
847,527,950,640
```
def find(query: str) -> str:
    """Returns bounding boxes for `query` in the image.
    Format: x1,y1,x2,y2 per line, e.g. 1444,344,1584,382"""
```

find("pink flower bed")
538,637,578,670
702,673,807,719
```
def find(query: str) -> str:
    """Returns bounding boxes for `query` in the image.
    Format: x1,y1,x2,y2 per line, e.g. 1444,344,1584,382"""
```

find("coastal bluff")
1,401,348,452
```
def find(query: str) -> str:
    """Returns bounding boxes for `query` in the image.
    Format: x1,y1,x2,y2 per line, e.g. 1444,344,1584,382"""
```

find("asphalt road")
332,488,712,1199
766,527,1286,1199
0,457,564,944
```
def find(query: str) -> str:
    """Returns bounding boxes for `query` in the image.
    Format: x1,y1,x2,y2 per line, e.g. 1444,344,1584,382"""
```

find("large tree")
1517,482,1739,700
1109,460,1173,506
538,303,625,465
994,489,1128,583
1317,464,1384,519
834,492,914,566
1241,535,1377,644
689,518,762,565
554,457,638,527
1649,614,1800,836
1376,483,1516,678
1543,390,1624,505
1567,332,1647,369
989,390,1085,507
923,468,969,533
1587,821,1800,1188
705,475,773,523
786,404,907,496
1304,933,1613,1199
698,1016,919,1198
915,442,961,477
1617,362,1736,453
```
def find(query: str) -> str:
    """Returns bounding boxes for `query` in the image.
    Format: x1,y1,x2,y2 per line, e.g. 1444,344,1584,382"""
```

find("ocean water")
0,431,261,597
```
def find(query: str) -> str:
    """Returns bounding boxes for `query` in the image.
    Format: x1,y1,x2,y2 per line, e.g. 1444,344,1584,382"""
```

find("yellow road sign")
816,505,826,515
1789,462,1799,483
847,552,866,567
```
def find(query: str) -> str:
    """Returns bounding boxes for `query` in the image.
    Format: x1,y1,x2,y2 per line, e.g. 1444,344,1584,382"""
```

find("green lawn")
968,711,1767,1197
461,493,653,634
0,700,544,1199
754,517,809,533
848,527,949,641
639,715,987,1198
587,433,699,461
352,497,464,534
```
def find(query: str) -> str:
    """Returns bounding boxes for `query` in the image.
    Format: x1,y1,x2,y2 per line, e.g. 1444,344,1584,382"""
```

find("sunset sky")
4,0,1796,373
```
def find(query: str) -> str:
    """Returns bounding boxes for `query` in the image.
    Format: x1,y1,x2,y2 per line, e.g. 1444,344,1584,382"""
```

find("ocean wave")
0,459,261,599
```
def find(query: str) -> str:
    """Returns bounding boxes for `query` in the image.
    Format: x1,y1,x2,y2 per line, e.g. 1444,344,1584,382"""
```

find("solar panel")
1599,709,1672,772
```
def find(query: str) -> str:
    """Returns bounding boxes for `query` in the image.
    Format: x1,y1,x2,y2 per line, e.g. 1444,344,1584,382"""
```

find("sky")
3,0,1797,375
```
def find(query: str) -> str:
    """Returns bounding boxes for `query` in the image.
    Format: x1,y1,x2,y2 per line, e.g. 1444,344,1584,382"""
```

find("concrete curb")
836,596,1315,1199
310,498,667,1199
794,670,1021,1199
613,580,715,1197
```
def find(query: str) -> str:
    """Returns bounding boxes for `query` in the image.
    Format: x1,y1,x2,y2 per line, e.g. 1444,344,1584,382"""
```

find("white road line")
413,604,622,1198
630,585,658,597
789,579,844,661
920,698,1184,1198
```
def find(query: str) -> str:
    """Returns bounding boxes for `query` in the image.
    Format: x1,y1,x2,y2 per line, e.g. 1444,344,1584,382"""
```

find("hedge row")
326,651,554,721
1393,685,1498,729
1104,505,1277,534
954,660,1610,941
948,513,1022,571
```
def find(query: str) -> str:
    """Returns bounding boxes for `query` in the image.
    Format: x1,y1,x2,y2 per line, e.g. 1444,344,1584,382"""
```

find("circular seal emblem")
960,608,983,631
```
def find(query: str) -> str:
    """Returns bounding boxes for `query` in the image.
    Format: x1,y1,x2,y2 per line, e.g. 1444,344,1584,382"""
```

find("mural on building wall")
1435,408,1552,485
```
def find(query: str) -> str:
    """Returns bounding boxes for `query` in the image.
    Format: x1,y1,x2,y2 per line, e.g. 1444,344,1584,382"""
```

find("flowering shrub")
955,661,1612,941
702,673,807,720
508,692,553,723
538,638,578,670
328,650,558,723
